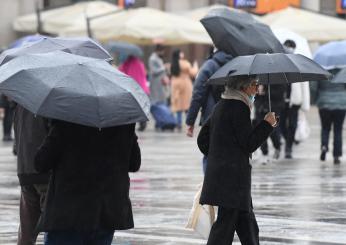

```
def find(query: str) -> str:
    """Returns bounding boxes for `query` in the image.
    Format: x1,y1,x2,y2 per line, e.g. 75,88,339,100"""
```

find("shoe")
334,157,341,164
261,154,271,165
273,149,280,160
320,146,327,161
285,151,292,159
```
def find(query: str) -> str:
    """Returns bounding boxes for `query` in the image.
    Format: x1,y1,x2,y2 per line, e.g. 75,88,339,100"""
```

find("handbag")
295,110,310,142
186,184,216,239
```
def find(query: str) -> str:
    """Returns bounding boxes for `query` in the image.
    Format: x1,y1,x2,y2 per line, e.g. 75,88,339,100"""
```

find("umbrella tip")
78,62,83,65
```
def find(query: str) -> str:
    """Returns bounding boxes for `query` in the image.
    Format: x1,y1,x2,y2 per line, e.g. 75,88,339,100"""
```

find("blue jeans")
44,230,115,245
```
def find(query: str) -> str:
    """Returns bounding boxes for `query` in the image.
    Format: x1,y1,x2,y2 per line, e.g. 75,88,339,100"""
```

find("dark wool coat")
198,99,273,211
34,121,141,232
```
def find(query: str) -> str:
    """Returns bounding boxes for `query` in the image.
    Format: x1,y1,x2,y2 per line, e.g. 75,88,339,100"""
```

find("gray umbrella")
0,36,112,65
200,7,284,56
208,53,331,111
0,51,150,128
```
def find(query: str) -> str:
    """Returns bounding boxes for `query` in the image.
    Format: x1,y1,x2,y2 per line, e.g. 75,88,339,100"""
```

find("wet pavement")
0,107,346,244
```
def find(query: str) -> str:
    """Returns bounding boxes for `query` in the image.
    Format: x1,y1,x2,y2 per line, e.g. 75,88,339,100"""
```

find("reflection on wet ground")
0,108,346,244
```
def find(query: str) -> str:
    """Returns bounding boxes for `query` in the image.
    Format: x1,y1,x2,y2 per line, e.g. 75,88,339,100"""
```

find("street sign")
233,0,257,8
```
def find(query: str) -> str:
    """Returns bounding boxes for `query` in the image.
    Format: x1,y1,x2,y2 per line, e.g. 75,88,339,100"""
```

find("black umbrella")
0,36,112,65
208,53,331,111
0,51,150,128
200,7,284,56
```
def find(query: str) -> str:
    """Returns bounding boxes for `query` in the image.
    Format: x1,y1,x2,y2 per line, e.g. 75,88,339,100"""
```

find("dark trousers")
18,184,47,245
3,104,15,138
254,112,281,155
280,104,300,152
319,109,346,157
207,207,259,245
44,230,115,245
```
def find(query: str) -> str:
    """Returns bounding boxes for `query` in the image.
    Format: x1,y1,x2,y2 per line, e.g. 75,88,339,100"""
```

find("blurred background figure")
310,68,346,164
170,49,198,131
148,44,170,105
119,55,150,131
0,92,15,141
280,39,310,159
254,83,286,163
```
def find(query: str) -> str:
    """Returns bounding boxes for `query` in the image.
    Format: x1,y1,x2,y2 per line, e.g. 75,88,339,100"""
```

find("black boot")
334,157,341,165
320,146,327,161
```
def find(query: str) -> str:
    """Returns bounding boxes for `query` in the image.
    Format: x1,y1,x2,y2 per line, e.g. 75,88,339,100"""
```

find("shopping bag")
186,184,216,239
295,110,310,142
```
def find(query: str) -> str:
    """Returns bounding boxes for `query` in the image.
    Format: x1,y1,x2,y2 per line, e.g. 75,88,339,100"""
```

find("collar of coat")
221,87,252,110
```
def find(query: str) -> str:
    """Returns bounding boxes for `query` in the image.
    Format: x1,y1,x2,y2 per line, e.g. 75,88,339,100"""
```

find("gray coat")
14,105,50,185
148,52,168,104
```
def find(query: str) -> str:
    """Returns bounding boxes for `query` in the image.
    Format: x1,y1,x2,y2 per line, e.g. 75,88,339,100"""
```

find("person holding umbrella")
310,68,346,164
197,75,277,245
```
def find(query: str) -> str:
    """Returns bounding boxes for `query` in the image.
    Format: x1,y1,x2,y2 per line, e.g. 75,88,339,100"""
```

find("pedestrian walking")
13,105,50,245
34,120,141,245
119,55,150,131
170,49,198,130
1,94,15,141
254,83,286,163
148,44,170,105
310,69,346,164
280,40,310,159
197,75,276,245
186,49,233,172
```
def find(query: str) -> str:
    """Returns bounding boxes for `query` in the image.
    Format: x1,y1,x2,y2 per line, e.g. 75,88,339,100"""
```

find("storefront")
229,0,300,14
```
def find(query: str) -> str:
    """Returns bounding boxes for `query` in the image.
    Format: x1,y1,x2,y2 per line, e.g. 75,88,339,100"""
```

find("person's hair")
170,49,181,76
226,75,258,91
155,44,165,52
283,39,296,49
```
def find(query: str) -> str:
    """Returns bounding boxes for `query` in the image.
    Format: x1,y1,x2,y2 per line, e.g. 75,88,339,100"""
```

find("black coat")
198,99,273,211
34,121,141,231
13,105,50,185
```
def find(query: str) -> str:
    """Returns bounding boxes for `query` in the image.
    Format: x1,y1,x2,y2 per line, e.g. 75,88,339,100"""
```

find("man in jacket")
14,105,50,245
186,50,233,172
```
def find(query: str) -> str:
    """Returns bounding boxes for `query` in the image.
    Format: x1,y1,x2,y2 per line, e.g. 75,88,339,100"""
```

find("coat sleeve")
232,106,273,154
186,60,217,126
197,118,210,156
149,56,165,76
129,133,141,172
34,124,64,173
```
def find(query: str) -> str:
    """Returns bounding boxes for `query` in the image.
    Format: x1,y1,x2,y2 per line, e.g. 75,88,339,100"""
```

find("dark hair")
284,39,296,49
155,44,164,52
227,75,258,90
170,49,181,77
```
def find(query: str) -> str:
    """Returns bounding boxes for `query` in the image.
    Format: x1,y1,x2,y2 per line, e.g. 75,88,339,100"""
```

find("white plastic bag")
295,111,310,141
186,184,216,239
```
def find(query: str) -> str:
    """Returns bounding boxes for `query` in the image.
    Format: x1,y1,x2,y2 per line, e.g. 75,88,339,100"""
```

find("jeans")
176,111,187,128
44,230,115,245
202,155,208,174
319,109,346,157
280,104,300,153
207,207,259,245
18,184,48,245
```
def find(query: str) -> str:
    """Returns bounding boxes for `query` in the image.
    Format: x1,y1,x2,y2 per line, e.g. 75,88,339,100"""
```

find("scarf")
221,87,252,109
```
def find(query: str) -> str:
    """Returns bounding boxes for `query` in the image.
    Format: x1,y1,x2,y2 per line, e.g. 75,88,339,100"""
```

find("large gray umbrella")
208,53,331,111
0,36,112,65
200,7,284,56
0,51,150,128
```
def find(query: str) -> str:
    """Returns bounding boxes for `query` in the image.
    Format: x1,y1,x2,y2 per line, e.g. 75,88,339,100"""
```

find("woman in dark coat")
34,120,141,245
197,75,277,245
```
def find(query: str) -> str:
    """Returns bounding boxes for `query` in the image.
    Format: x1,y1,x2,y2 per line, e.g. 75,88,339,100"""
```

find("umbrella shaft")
268,81,271,112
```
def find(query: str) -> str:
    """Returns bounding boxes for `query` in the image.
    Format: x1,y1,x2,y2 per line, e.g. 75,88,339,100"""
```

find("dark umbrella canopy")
0,51,149,128
209,53,331,85
200,7,285,56
0,36,112,65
